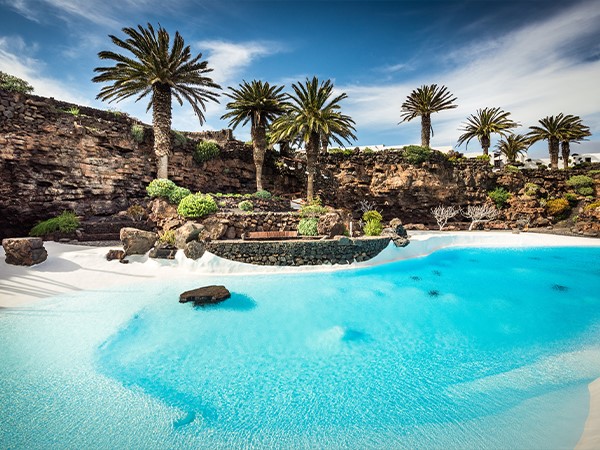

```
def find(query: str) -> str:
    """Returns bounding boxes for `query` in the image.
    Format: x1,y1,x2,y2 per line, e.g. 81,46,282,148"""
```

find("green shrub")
588,170,600,176
564,193,579,206
504,165,519,173
146,179,177,199
584,201,600,211
488,187,511,208
131,124,145,143
30,211,80,236
363,219,383,236
0,71,33,93
524,183,539,196
362,210,383,222
168,186,191,205
193,140,220,163
172,130,188,147
177,194,218,218
475,154,491,162
298,218,319,236
546,198,571,220
253,190,272,199
402,145,432,165
328,147,353,156
300,204,328,218
566,175,593,188
158,230,176,246
238,200,254,212
64,106,80,116
362,147,374,154
577,186,594,196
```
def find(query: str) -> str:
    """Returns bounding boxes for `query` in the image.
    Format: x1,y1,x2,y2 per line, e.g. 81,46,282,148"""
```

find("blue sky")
1,0,599,158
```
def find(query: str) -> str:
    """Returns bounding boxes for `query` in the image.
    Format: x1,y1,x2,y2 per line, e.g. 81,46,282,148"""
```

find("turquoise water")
1,246,600,449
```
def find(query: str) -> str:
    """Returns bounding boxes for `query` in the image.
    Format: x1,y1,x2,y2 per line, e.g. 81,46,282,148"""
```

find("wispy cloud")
340,1,600,154
0,35,88,104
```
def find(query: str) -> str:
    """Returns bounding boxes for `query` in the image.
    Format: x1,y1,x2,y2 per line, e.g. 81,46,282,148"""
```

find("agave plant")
457,107,519,155
527,114,580,170
270,77,356,200
496,133,530,164
399,84,457,148
93,23,220,179
221,80,287,191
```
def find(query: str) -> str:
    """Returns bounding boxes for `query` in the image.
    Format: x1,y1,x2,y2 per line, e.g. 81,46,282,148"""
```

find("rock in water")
179,285,231,306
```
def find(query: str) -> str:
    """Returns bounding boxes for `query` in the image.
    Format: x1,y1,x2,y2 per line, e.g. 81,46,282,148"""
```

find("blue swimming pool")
1,246,600,449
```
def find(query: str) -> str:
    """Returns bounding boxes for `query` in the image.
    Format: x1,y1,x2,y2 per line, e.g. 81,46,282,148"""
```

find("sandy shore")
1,231,599,447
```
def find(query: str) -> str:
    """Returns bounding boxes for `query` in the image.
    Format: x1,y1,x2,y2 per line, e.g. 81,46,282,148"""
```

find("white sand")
1,231,599,445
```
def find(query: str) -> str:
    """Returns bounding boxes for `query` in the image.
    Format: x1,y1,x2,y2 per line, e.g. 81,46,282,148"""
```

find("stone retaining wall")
205,236,391,266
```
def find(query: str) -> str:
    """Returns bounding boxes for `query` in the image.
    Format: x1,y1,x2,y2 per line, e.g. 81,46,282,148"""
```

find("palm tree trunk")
251,124,267,192
152,83,172,179
549,137,559,170
561,140,570,169
421,114,431,147
279,140,290,157
481,134,490,156
306,132,320,200
321,134,329,155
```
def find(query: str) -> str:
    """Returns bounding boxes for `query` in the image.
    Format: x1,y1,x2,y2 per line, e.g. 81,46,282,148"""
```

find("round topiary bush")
546,198,571,221
146,179,177,199
168,186,191,205
177,194,218,218
298,218,319,236
566,175,593,189
363,219,383,236
253,190,272,200
238,200,254,212
402,145,432,165
362,210,383,223
193,140,220,164
577,186,594,196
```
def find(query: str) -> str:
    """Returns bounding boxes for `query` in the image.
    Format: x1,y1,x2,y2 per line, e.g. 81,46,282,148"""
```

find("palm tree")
559,116,591,169
457,107,519,155
221,80,286,191
399,84,457,148
527,114,574,170
270,77,356,200
93,23,220,179
496,134,530,164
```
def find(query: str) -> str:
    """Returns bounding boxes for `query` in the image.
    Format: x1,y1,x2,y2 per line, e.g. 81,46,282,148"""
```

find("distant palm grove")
10,22,588,199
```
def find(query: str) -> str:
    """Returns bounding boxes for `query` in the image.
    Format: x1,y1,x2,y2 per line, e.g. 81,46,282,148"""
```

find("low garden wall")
205,236,391,265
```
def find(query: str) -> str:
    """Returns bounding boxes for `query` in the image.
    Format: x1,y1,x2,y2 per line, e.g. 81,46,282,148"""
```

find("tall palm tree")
496,133,530,164
558,116,591,169
399,84,457,148
457,107,519,155
93,23,220,179
221,80,286,191
270,77,356,200
527,114,574,170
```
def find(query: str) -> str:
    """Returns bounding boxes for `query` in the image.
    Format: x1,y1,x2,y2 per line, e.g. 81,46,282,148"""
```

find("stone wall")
0,90,299,238
205,236,391,265
207,212,301,240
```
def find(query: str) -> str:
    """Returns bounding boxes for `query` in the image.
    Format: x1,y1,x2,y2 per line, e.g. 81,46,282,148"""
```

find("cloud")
0,36,88,104
339,1,600,155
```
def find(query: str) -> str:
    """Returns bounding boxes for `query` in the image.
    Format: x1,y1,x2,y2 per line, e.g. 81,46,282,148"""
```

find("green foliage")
577,186,594,196
488,187,511,208
126,204,145,221
177,194,218,218
362,147,374,154
566,175,594,188
524,183,539,196
30,211,79,236
0,71,34,93
158,230,176,245
298,217,319,236
193,140,220,163
328,147,353,156
546,198,571,220
587,170,600,176
172,130,188,147
475,154,491,161
362,210,383,222
107,107,123,117
146,178,177,199
238,200,254,212
168,186,191,205
402,145,432,165
585,201,600,211
363,219,383,236
504,165,519,173
300,204,328,218
62,106,80,116
564,193,579,206
131,124,145,143
253,190,272,199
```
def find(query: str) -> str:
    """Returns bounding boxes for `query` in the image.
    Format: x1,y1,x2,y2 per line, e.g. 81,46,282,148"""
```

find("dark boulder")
2,237,47,266
179,285,231,306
